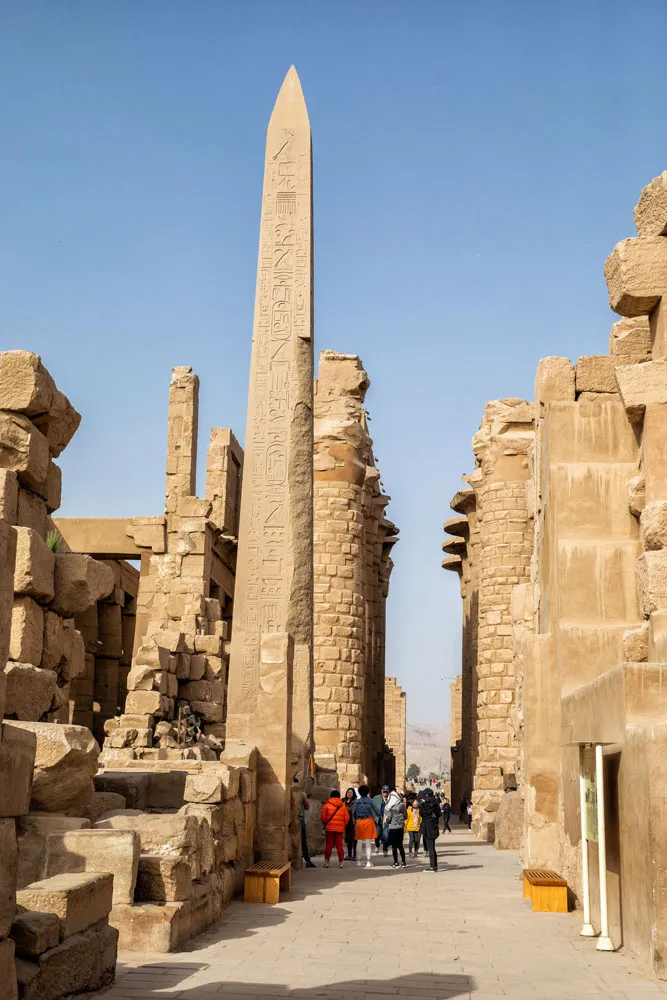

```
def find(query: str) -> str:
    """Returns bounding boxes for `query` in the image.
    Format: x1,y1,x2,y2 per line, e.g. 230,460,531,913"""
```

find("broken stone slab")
50,553,114,617
634,172,667,237
16,918,117,1000
96,811,199,857
0,722,36,817
615,358,667,420
10,910,60,957
135,854,193,902
629,473,646,517
0,352,55,416
83,791,127,824
9,596,44,665
33,388,81,459
0,412,50,494
609,314,652,363
4,721,98,813
4,663,57,722
17,487,46,536
604,235,667,317
60,622,85,680
93,771,149,810
44,462,61,514
190,699,223,723
123,689,163,716
17,872,113,940
220,743,258,771
126,515,166,553
43,829,139,905
0,817,18,937
41,611,65,671
575,355,618,394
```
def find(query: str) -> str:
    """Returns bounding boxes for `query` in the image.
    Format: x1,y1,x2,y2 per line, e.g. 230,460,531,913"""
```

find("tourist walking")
344,787,358,860
320,790,349,868
419,788,441,872
352,784,381,868
467,801,473,829
406,794,422,856
442,796,452,834
384,788,407,868
372,785,390,855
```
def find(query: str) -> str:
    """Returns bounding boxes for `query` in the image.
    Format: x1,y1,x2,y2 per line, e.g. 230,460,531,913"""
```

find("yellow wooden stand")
244,861,292,904
523,868,568,913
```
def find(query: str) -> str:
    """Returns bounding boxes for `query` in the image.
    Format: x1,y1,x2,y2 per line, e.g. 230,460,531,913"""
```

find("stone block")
604,235,667,317
0,938,18,1000
124,689,162,716
61,623,85,680
0,352,54,416
44,462,61,514
96,811,198,859
0,469,18,523
0,723,36,817
35,389,82,459
193,634,222,655
642,501,667,550
10,597,44,665
534,356,575,406
136,854,193,902
51,553,114,617
5,721,98,813
4,663,57,721
190,699,223,723
184,773,223,804
41,612,65,671
637,550,667,617
17,919,117,999
609,315,652,363
94,771,149,810
629,473,646,516
615,358,667,420
0,817,18,937
575,355,617,394
11,910,60,957
0,412,49,494
16,814,91,889
220,743,258,771
149,629,185,653
17,488,46,536
17,872,113,939
43,829,139,905
634,171,667,237
84,791,127,823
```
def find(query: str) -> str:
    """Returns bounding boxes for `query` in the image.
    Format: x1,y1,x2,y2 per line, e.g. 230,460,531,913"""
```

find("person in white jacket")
383,788,407,868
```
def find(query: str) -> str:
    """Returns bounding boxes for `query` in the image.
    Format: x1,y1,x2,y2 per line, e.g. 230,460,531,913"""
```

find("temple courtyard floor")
102,825,667,1000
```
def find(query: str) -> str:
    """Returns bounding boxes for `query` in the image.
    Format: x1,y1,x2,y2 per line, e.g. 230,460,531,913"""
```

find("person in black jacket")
419,788,441,871
442,796,452,834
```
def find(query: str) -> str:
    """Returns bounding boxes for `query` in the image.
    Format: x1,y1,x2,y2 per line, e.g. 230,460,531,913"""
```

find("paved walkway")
104,825,667,1000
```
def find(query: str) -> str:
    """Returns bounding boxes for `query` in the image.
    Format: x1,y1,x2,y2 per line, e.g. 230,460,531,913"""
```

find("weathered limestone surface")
226,67,314,861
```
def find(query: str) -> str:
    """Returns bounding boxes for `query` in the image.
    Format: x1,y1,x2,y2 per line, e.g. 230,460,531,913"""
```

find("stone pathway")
103,825,667,999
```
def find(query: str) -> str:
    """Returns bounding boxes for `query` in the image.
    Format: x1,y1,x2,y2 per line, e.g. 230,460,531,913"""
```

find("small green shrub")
46,530,63,553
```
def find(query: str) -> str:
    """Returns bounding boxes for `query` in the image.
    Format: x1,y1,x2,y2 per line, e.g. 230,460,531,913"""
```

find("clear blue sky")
2,1,666,724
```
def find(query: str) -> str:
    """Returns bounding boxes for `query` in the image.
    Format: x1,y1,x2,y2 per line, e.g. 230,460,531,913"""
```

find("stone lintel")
54,518,145,559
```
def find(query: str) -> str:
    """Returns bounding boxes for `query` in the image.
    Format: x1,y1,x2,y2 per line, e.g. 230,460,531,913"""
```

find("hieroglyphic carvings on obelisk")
227,67,313,859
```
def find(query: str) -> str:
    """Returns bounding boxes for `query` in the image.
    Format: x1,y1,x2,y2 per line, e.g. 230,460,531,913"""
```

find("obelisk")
227,67,314,861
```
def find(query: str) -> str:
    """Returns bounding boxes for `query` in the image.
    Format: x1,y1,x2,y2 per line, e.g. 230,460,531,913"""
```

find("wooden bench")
244,861,291,904
523,868,568,912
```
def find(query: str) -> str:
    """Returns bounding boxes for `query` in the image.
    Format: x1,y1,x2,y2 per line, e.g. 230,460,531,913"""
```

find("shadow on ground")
110,964,473,998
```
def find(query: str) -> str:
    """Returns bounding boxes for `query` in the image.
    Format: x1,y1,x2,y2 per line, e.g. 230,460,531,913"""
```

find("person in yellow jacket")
406,794,422,857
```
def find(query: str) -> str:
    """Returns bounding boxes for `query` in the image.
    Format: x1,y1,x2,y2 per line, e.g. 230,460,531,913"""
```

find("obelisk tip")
270,65,309,129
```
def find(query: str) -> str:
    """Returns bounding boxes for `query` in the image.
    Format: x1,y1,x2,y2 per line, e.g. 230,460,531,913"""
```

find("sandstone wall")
313,351,398,789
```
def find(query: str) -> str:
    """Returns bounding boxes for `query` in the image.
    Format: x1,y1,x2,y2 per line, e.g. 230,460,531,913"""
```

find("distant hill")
406,723,450,778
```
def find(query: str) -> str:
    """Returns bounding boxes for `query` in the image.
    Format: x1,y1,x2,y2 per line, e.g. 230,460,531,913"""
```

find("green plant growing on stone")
46,529,63,553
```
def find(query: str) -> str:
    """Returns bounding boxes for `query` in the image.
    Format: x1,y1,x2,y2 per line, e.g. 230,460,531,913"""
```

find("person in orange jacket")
320,790,350,868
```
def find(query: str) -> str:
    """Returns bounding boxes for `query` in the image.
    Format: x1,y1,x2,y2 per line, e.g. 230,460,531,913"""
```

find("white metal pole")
595,744,614,951
579,748,596,937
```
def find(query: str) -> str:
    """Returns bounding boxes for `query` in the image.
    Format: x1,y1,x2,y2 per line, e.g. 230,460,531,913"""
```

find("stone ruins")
0,67,404,998
446,171,667,979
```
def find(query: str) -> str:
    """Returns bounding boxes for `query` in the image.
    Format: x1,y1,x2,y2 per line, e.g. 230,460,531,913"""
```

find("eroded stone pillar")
384,676,406,790
227,67,314,861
